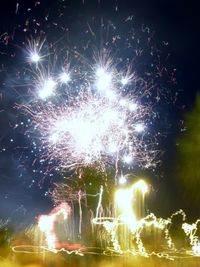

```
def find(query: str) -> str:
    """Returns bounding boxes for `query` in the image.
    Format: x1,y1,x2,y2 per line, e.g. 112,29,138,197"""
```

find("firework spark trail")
12,182,200,258
38,203,71,250
96,185,104,218
78,190,83,235
91,181,200,258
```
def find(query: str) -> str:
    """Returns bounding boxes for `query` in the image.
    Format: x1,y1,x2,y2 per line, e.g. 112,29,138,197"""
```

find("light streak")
78,190,83,235
38,203,71,250
92,180,149,254
182,219,200,256
93,192,200,259
11,245,84,256
95,185,104,218
115,180,148,231
11,181,200,259
115,187,137,232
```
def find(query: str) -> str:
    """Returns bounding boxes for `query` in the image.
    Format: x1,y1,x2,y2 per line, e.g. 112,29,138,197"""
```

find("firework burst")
19,41,158,174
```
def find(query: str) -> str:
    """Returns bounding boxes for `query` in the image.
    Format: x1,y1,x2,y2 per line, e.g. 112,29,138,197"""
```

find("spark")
129,102,138,111
123,154,133,164
135,123,145,133
26,36,46,63
38,78,56,99
121,77,129,86
30,52,40,63
59,72,71,84
118,175,127,185
95,67,112,92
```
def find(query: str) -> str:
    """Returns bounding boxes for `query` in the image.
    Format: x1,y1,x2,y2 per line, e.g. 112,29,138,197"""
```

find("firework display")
1,1,199,265
19,38,158,176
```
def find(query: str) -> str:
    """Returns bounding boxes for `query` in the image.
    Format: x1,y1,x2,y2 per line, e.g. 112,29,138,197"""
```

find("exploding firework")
18,36,160,176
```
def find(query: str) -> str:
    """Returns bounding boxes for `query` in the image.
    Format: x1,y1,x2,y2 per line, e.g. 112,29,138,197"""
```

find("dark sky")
0,0,200,228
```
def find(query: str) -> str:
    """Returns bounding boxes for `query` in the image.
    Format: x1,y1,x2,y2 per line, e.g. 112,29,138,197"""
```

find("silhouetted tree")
177,93,200,210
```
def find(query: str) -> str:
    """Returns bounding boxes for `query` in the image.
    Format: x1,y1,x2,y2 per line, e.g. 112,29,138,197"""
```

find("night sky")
0,0,200,230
